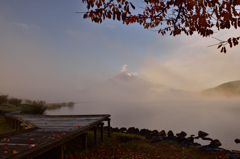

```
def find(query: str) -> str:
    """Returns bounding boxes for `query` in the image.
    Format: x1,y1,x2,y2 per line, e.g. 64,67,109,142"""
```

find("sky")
1,0,240,102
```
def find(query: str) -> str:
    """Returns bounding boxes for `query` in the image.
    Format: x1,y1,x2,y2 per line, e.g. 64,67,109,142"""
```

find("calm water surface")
46,99,240,150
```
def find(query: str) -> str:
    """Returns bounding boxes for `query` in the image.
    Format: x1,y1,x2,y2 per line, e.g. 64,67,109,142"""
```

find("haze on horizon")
1,0,240,103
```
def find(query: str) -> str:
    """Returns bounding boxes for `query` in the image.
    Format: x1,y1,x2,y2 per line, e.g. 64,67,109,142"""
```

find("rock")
139,128,150,134
152,136,162,143
186,136,194,143
164,136,178,142
112,127,119,132
193,142,202,147
198,131,209,138
178,136,195,148
104,126,113,131
127,127,139,134
120,127,127,132
150,130,158,136
209,139,222,148
235,139,240,144
158,130,166,137
139,129,152,139
232,150,240,153
226,150,240,159
226,153,240,159
199,145,213,151
176,131,187,138
167,130,174,137
177,137,187,143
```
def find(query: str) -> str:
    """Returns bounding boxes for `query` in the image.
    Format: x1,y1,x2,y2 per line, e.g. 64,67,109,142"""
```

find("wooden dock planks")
0,113,111,159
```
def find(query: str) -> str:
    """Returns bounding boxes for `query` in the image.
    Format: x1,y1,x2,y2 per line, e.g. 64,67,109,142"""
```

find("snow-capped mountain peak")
124,73,132,76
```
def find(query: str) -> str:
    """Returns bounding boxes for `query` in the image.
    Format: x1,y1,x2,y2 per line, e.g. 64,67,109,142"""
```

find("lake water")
46,98,240,151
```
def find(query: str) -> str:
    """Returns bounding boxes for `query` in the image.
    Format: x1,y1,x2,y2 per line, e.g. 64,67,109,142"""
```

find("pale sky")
1,0,240,102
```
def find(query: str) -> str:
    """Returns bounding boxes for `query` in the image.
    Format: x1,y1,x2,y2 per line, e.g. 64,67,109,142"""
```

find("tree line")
0,95,22,106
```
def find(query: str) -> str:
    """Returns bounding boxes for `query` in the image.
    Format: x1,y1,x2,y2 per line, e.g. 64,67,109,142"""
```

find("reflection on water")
46,99,240,150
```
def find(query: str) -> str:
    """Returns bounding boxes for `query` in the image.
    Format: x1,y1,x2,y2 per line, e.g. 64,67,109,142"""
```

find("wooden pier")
0,112,111,159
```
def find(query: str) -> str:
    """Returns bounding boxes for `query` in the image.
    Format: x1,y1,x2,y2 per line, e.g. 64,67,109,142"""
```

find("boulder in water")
209,139,222,148
198,131,209,138
235,139,240,144
176,131,187,138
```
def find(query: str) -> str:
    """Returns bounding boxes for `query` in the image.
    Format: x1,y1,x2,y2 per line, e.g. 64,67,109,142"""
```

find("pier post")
82,133,88,150
94,125,98,145
13,119,17,130
56,144,66,159
100,123,104,142
17,121,20,131
107,118,111,137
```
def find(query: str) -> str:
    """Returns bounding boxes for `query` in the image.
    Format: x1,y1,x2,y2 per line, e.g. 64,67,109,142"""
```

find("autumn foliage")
80,0,240,52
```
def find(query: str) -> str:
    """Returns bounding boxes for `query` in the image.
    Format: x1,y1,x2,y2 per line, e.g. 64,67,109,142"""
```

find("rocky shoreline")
106,126,240,159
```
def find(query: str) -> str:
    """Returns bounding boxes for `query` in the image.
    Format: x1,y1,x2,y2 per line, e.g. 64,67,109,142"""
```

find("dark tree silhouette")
80,0,240,53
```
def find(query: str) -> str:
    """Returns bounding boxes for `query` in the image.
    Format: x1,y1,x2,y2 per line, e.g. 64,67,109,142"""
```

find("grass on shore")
63,131,229,159
0,115,15,134
0,104,23,112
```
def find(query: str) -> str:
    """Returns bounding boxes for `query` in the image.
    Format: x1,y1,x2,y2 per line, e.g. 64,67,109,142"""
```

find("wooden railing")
0,110,11,115
4,114,34,131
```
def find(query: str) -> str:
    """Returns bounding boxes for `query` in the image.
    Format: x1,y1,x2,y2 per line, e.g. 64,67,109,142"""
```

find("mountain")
79,73,188,102
201,80,240,97
103,73,165,93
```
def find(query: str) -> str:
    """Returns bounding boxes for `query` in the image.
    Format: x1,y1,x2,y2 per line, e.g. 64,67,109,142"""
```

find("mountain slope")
201,80,240,97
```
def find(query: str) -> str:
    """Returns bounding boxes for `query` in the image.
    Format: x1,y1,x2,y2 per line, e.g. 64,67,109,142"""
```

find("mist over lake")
46,98,240,151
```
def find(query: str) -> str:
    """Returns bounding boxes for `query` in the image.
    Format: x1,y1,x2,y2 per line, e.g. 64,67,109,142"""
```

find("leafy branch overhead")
79,0,240,53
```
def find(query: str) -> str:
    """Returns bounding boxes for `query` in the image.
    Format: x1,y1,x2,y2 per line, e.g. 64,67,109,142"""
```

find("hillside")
201,80,240,97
